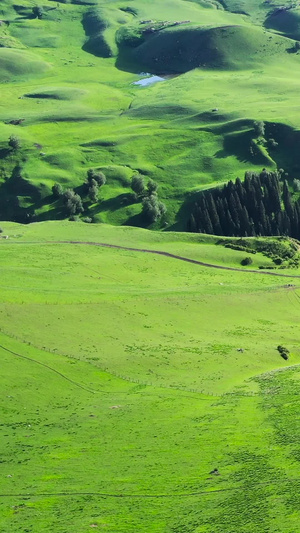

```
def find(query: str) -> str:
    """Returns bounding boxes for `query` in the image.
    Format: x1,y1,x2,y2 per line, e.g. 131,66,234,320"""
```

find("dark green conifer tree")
258,200,268,235
188,214,197,233
240,206,251,236
283,180,293,218
203,208,213,235
228,193,239,226
268,176,281,214
207,193,222,234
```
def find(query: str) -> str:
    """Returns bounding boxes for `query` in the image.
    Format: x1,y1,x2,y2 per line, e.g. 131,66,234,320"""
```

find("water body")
133,74,166,87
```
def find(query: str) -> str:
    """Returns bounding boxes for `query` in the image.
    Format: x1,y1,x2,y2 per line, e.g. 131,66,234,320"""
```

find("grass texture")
0,221,300,531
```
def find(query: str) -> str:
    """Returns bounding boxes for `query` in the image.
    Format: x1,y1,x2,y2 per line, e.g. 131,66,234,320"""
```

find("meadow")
2,1,300,530
1,221,300,531
1,0,300,227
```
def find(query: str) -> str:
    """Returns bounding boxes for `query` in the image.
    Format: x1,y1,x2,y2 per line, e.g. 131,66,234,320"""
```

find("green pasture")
1,222,300,531
1,0,300,226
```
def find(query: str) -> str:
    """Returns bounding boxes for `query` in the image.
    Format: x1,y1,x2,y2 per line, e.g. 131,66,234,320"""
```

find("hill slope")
1,221,300,532
1,0,300,229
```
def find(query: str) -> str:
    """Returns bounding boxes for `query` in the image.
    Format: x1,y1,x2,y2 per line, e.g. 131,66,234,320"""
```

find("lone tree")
277,345,289,361
142,195,167,223
254,120,265,138
8,135,21,151
52,183,63,198
241,257,253,266
63,189,84,215
87,169,106,187
147,178,158,196
88,178,99,203
32,6,44,19
131,175,146,199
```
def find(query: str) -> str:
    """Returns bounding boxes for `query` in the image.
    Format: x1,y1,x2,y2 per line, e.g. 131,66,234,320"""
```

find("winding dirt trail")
53,240,300,279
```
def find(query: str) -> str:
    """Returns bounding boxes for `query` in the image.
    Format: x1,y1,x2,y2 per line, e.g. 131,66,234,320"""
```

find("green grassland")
1,0,300,227
2,3,300,532
1,221,300,531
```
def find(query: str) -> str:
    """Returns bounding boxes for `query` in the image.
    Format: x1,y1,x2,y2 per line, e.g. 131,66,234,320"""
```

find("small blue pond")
133,74,166,87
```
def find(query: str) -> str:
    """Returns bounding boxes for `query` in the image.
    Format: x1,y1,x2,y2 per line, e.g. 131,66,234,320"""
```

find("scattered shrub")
87,169,106,187
32,6,44,19
241,257,253,266
254,120,265,138
63,189,84,215
52,183,63,198
8,135,21,151
142,195,167,223
222,237,299,269
131,175,145,198
88,179,99,203
223,242,257,254
293,179,300,192
147,178,158,196
269,138,278,148
84,170,106,203
277,345,289,360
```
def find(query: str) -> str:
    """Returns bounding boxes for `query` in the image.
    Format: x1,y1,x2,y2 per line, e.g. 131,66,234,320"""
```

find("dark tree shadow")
90,193,134,215
0,148,10,160
167,190,203,232
124,212,145,227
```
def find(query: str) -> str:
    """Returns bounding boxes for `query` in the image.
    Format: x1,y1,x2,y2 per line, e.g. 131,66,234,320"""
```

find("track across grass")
8,233,300,277
55,240,300,277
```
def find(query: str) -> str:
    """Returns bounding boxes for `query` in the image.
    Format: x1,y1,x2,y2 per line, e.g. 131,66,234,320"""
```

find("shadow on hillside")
168,190,202,232
100,193,134,212
124,212,145,227
215,130,272,165
115,48,141,75
264,121,300,175
86,192,134,219
0,148,10,160
81,10,113,58
219,130,253,163
0,165,42,223
36,205,66,221
5,165,41,200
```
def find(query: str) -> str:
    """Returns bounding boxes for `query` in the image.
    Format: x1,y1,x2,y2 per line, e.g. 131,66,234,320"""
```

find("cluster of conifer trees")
187,170,300,238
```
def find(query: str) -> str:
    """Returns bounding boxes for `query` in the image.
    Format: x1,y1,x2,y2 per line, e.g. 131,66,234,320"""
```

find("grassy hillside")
1,0,300,228
117,24,293,73
1,221,300,532
265,7,300,40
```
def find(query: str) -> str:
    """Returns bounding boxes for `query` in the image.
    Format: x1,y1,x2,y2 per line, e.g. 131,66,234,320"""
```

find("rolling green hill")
1,221,300,532
1,0,300,228
265,7,300,40
117,24,293,73
3,3,300,531
0,48,49,82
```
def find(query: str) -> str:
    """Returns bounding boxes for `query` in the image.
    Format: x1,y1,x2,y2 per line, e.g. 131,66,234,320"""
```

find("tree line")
131,175,167,223
7,134,167,223
52,171,166,223
52,168,107,218
187,170,300,238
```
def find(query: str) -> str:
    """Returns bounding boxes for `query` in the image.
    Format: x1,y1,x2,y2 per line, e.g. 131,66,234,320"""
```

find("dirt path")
53,240,300,279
